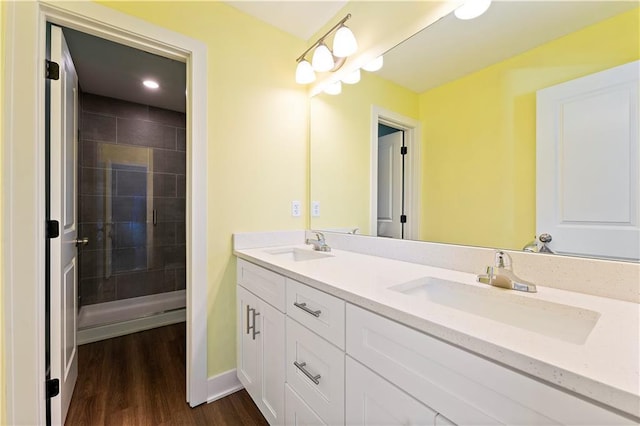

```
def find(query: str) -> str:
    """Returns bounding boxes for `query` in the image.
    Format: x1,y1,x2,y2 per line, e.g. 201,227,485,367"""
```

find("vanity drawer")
285,384,328,426
286,278,345,349
237,258,286,312
346,303,634,426
286,317,345,425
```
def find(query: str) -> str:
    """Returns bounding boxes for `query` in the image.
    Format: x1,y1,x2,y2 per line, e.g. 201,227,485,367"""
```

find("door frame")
2,2,208,423
370,106,421,239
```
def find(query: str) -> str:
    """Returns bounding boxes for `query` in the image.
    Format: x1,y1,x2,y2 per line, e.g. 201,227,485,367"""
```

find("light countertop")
234,244,640,419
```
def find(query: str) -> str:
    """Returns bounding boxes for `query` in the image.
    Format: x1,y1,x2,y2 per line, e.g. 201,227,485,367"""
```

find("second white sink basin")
264,247,333,262
389,277,600,344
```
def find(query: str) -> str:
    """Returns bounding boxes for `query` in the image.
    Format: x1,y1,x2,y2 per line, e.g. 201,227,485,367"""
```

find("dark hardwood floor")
66,323,268,425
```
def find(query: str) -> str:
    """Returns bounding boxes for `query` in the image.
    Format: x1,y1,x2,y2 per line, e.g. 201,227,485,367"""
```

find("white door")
377,131,405,238
536,60,640,261
49,25,79,424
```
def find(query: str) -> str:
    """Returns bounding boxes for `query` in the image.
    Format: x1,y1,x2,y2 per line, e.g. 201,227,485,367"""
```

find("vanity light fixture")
342,68,361,84
295,14,357,84
455,0,492,20
323,80,342,95
143,79,159,89
362,55,384,72
312,42,335,72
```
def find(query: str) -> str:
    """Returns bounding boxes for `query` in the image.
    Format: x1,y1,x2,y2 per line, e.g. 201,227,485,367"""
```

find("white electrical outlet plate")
291,200,301,217
311,201,320,217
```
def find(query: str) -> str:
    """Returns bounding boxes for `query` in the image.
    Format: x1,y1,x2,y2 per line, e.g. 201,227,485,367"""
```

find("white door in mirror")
377,131,405,238
537,60,640,261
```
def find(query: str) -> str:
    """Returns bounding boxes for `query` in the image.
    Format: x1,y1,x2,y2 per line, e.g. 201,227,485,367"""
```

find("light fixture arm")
296,13,352,62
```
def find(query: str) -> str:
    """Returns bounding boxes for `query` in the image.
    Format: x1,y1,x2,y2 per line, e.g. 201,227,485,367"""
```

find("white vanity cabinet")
346,356,438,425
346,303,635,426
236,260,286,425
236,256,635,426
285,279,346,425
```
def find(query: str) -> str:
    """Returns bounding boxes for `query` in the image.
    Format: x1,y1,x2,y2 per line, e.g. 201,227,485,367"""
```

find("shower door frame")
2,1,209,423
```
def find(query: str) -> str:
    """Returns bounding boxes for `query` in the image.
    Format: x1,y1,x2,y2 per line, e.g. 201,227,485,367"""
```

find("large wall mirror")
310,1,639,262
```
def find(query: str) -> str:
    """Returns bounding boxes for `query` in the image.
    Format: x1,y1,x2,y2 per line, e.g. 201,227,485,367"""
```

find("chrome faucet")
477,251,537,293
306,232,331,252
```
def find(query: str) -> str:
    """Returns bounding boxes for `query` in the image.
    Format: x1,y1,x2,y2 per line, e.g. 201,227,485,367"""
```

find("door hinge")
46,378,60,399
46,220,60,239
400,146,408,155
400,215,407,223
46,60,60,80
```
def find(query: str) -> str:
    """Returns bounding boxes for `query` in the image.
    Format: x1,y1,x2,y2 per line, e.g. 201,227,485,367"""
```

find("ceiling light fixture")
143,80,159,89
295,14,357,85
323,80,342,95
342,69,361,85
454,0,492,20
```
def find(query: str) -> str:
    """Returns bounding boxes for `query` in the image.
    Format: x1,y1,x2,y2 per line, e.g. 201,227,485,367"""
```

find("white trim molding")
207,369,244,403
370,105,422,240
3,2,208,422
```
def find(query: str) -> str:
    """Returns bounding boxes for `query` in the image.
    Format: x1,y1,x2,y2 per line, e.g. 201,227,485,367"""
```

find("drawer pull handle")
294,361,321,385
246,305,251,335
247,306,260,340
293,302,321,317
252,310,260,340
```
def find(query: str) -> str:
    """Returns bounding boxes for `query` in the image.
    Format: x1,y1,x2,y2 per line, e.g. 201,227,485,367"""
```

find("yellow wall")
0,0,4,421
98,1,308,376
419,8,640,249
310,72,418,232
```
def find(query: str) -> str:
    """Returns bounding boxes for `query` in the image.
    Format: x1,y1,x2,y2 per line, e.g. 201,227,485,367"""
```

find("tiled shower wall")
78,93,186,307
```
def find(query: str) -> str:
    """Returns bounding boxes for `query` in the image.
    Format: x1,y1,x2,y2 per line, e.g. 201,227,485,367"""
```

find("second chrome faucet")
477,251,537,293
306,232,331,252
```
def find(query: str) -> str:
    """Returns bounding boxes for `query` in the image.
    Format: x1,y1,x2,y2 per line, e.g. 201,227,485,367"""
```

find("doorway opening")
59,27,188,342
3,3,207,422
370,106,422,240
44,18,197,426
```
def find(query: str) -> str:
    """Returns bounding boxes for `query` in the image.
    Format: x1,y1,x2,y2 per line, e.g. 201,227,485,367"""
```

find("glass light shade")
323,81,342,95
295,60,316,84
342,69,361,85
362,56,384,72
332,25,358,58
312,43,335,72
454,0,492,20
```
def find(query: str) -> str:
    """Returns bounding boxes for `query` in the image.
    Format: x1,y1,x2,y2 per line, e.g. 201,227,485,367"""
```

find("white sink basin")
389,277,600,344
264,247,333,262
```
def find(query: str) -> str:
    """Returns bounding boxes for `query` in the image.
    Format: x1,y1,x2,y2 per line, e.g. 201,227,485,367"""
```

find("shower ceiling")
62,27,187,113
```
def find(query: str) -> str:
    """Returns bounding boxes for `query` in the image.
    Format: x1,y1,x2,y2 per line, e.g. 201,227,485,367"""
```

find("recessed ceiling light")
143,80,159,89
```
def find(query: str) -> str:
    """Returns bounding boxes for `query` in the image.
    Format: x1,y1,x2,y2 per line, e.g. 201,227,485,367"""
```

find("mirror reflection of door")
377,124,406,239
536,60,640,261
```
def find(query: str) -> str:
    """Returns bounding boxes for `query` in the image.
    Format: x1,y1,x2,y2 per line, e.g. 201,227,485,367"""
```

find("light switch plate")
291,200,301,217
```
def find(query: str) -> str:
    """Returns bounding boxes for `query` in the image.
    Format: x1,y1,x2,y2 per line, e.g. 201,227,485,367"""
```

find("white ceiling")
223,1,348,40
63,27,187,113
378,1,638,93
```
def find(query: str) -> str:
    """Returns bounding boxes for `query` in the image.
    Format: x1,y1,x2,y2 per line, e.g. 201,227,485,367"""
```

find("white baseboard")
77,308,186,345
207,369,244,403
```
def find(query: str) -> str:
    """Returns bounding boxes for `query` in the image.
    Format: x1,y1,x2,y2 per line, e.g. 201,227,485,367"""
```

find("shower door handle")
153,209,158,226
74,237,89,247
